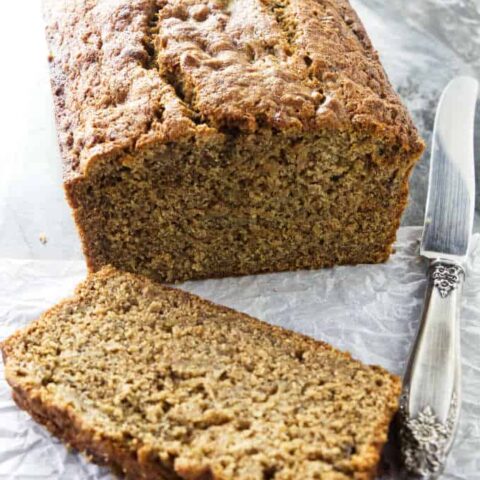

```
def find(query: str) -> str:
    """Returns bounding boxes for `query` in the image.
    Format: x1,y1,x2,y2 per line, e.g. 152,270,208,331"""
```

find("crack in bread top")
43,0,423,177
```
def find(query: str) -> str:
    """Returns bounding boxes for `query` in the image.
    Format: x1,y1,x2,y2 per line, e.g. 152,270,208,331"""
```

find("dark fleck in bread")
2,267,400,480
43,0,424,283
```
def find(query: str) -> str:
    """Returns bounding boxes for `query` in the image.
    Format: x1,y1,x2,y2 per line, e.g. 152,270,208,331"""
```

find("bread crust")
43,0,424,179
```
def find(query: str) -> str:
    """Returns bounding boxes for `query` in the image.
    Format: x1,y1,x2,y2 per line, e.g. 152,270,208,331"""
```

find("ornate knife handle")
399,259,464,478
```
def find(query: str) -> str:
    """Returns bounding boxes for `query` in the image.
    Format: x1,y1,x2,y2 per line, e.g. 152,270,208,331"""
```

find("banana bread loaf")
2,266,400,480
44,0,424,282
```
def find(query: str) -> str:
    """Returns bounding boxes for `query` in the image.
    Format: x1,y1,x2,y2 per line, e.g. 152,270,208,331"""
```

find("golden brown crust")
43,0,424,179
2,266,401,480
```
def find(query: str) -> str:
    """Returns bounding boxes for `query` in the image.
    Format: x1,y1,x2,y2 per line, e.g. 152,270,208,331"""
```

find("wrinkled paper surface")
1,227,480,479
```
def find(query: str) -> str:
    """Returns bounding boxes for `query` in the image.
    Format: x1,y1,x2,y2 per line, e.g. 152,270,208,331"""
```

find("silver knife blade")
421,76,478,261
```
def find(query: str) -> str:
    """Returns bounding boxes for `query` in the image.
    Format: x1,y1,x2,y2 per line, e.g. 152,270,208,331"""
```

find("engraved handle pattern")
399,260,464,477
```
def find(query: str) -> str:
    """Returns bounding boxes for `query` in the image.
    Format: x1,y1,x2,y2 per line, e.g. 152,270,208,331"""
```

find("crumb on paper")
39,233,48,245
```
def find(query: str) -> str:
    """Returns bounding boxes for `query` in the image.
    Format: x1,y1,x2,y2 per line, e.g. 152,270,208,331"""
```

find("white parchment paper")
1,227,480,479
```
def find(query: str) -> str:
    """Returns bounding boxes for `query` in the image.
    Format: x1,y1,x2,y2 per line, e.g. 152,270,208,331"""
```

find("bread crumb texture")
2,267,401,480
43,0,424,281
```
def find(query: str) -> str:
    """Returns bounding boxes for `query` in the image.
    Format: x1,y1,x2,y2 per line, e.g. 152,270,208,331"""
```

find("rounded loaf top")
43,0,424,177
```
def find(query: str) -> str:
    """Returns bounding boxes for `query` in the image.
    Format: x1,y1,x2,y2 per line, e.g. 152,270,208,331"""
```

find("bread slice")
44,0,424,282
2,267,400,479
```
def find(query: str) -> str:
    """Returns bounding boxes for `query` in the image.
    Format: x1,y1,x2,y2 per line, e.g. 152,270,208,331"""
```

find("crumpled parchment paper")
1,227,479,479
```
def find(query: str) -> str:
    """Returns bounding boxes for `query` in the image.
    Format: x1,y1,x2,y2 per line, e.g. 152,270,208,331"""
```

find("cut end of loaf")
2,266,401,480
66,128,421,282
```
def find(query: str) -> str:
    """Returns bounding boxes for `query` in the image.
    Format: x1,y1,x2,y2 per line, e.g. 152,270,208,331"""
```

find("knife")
399,76,478,478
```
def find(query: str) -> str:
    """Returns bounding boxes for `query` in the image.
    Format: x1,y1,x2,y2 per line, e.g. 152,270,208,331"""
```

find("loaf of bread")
44,0,424,282
2,267,400,479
